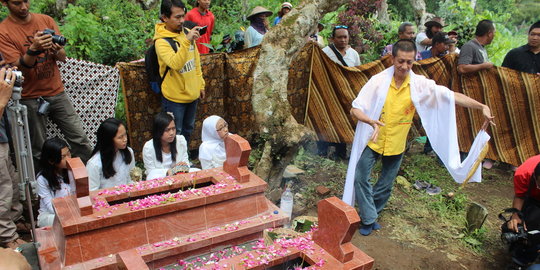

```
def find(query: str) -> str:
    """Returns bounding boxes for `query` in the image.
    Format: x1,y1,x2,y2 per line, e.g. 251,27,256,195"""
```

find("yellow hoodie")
153,23,205,103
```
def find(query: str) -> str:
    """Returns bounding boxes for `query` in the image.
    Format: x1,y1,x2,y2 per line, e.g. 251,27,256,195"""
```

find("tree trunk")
56,0,67,11
377,0,390,24
251,0,349,191
136,0,160,10
410,0,427,31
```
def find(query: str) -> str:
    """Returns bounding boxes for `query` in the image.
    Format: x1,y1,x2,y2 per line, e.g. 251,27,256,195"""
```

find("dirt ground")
295,143,517,270
351,168,514,270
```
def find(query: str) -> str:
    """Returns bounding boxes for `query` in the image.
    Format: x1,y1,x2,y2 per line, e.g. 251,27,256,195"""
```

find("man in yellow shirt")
346,40,495,236
154,0,206,145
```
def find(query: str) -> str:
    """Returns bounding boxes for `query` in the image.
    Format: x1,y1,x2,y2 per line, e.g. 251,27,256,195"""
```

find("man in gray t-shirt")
458,20,496,74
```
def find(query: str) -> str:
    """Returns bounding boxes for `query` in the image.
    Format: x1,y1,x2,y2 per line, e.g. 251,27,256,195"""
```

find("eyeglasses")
334,25,348,30
216,122,228,132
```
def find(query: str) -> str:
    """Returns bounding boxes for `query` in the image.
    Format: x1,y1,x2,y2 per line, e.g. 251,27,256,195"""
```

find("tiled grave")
35,135,373,269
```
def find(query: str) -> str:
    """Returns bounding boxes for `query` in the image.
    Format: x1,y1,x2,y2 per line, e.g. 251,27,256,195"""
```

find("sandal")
426,184,442,195
5,238,27,249
413,180,430,190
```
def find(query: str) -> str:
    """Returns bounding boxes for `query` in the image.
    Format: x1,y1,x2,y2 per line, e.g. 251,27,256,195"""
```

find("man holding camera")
0,66,25,249
506,155,540,268
155,0,205,145
0,0,92,168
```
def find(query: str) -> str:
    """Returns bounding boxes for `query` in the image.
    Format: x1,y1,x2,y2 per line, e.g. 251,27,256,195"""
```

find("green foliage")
60,0,159,65
60,5,102,61
437,0,527,66
463,227,488,254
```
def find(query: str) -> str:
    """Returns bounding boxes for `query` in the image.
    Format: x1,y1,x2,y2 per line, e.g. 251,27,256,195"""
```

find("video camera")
42,29,67,46
500,209,540,246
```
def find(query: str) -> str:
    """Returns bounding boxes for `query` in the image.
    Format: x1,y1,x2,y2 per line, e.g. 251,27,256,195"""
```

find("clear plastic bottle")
280,186,294,228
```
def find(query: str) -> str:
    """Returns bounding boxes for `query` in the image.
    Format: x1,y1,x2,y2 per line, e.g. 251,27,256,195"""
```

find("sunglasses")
334,25,348,30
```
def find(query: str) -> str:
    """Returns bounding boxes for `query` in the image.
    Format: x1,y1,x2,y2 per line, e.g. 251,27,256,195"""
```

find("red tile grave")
35,135,373,269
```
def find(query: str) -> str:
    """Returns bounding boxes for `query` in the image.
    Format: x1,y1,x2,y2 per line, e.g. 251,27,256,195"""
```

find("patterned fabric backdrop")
47,58,119,145
119,44,540,166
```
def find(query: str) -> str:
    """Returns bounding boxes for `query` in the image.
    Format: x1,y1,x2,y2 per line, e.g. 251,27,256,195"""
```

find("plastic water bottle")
280,187,294,228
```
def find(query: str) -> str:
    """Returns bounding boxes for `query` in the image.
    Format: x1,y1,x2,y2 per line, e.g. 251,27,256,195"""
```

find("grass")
292,140,508,258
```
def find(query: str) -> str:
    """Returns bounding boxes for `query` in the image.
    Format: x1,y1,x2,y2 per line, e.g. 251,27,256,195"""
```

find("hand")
166,168,172,176
48,43,64,55
0,67,15,103
186,27,201,41
369,119,385,143
482,105,495,127
509,214,526,233
200,88,205,99
483,62,494,69
30,31,53,51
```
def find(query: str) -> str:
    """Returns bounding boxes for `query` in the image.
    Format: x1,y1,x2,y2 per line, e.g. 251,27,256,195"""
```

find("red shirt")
514,155,540,200
185,8,214,54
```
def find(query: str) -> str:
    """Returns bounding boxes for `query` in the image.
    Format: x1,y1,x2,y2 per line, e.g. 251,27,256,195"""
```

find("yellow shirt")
367,75,415,156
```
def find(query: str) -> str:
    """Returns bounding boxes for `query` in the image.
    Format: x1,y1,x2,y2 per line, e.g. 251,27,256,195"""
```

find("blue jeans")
528,265,540,270
161,98,198,144
354,146,404,225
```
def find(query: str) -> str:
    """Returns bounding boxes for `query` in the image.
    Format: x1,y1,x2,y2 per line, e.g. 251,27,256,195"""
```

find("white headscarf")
199,115,227,162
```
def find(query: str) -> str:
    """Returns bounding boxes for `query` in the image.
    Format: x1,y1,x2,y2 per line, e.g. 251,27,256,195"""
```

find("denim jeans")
354,146,404,225
161,97,198,144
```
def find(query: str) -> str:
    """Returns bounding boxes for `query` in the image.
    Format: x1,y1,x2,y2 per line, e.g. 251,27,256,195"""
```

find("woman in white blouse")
143,112,192,180
87,118,135,191
37,138,75,227
199,115,229,170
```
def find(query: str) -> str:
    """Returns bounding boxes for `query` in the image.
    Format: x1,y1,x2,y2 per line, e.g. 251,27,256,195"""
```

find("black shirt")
502,44,540,74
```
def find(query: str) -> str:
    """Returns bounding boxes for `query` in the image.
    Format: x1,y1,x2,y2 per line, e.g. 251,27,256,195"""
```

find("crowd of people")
0,0,539,268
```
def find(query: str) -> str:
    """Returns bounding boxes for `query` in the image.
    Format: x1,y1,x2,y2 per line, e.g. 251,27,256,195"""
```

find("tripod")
8,79,40,266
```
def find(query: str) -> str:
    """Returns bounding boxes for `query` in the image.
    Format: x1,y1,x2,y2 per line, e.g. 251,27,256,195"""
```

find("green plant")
463,227,488,253
60,4,102,61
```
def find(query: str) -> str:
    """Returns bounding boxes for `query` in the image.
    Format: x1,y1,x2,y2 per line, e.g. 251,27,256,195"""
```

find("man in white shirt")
319,25,360,160
415,17,445,52
322,25,361,67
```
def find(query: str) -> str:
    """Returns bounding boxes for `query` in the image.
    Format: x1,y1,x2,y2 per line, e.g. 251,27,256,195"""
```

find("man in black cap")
415,17,445,52
419,32,455,60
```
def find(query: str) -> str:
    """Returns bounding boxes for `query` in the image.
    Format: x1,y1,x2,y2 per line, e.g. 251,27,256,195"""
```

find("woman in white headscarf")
199,115,229,170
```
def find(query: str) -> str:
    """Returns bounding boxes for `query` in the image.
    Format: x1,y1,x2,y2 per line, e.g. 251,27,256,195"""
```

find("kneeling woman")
37,138,75,227
199,115,229,170
88,118,135,191
143,112,195,180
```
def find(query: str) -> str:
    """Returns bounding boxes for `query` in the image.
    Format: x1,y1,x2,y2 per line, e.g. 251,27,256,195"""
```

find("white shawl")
342,66,490,206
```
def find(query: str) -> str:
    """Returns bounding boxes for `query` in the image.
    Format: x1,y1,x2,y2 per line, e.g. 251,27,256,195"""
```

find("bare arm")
350,108,384,142
509,196,526,232
420,37,432,46
454,92,495,126
457,62,494,74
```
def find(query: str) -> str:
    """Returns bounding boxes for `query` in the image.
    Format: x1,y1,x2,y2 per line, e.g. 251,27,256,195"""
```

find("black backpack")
145,37,178,94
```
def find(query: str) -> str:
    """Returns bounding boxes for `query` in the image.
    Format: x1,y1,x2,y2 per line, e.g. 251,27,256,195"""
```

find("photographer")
506,155,540,268
0,0,92,170
0,66,25,249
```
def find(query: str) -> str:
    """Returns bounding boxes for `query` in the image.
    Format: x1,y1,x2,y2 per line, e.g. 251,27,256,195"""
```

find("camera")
42,29,67,46
198,25,208,36
502,224,529,245
37,97,50,115
9,70,24,101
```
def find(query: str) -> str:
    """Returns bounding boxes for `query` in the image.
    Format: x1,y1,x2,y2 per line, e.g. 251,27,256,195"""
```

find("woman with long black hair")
87,118,135,191
143,112,192,180
36,138,74,227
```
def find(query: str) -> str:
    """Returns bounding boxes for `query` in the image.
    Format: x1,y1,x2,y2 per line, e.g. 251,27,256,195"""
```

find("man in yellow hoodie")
154,0,205,145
